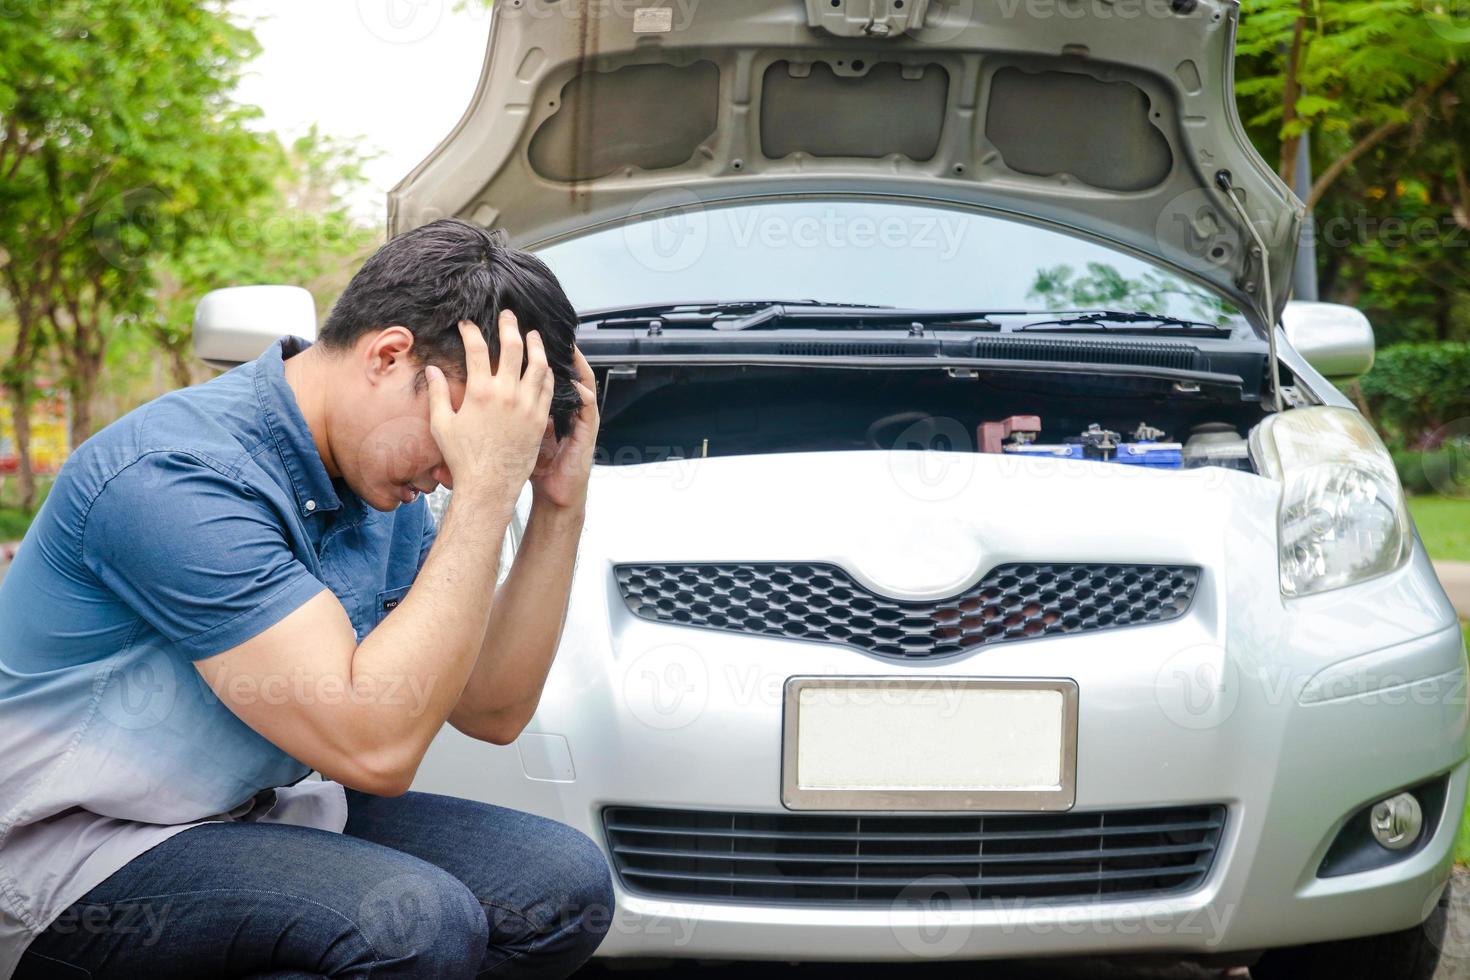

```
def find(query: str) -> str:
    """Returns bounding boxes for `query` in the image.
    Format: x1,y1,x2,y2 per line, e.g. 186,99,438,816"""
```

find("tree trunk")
166,342,193,390
3,285,42,514
7,384,36,514
67,348,102,449
1277,0,1311,185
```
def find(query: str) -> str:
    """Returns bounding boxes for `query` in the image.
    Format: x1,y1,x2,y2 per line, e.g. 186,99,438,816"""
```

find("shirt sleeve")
81,452,328,660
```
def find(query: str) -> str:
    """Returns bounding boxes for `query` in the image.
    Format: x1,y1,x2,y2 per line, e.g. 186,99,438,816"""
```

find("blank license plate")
781,677,1077,811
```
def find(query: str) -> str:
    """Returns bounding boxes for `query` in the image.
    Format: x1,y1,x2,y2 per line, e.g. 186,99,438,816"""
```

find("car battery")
998,422,1184,469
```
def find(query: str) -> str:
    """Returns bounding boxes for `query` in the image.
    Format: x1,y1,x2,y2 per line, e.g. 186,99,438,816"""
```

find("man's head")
313,218,581,511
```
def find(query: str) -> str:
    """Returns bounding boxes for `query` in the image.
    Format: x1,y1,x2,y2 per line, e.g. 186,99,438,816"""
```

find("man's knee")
355,865,490,979
554,827,616,953
488,822,615,971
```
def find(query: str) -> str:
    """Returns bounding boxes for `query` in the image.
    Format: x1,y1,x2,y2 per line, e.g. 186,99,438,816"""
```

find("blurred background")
0,0,1465,573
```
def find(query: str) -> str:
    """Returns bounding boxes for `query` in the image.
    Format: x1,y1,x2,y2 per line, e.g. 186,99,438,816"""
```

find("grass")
0,477,52,543
0,508,33,542
1408,496,1470,563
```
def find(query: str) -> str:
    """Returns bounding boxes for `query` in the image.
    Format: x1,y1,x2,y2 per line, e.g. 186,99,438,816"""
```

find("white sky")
230,0,494,228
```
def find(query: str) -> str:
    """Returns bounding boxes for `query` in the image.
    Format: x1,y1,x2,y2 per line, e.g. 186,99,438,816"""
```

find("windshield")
536,198,1241,324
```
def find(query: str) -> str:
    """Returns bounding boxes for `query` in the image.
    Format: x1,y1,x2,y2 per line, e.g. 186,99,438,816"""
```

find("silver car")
202,1,1468,976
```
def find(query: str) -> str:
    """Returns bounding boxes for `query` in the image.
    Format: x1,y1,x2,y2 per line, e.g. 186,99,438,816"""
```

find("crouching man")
0,219,613,979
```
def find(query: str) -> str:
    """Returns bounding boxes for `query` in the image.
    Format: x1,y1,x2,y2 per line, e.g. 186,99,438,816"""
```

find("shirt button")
305,499,316,512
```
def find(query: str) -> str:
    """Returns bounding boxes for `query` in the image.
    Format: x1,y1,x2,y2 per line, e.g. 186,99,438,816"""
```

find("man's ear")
361,327,416,386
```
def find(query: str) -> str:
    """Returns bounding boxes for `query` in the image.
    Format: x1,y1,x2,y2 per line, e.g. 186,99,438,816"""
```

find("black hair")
319,218,582,438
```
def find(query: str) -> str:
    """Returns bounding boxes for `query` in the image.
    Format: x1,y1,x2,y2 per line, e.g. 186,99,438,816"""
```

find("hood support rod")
1215,170,1284,413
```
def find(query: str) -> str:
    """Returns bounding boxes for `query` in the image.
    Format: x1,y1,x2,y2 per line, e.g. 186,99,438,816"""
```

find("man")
0,219,612,979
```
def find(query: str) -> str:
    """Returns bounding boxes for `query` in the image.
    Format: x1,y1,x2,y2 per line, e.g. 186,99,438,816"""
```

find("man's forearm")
449,496,585,743
343,489,515,767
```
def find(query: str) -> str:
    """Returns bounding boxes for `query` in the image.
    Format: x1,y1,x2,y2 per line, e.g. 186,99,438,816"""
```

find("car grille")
604,805,1225,905
614,562,1199,660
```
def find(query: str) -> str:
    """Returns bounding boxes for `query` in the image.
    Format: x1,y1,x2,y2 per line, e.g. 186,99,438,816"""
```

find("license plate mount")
781,676,1078,811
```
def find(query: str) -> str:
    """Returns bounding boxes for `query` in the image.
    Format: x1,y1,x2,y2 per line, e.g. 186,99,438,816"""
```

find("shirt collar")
254,337,343,519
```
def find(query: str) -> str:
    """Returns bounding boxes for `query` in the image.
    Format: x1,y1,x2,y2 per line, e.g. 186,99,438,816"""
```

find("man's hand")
529,346,599,512
425,312,552,512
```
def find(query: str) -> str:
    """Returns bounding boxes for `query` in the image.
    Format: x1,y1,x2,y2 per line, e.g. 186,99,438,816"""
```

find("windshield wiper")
580,300,1004,332
579,299,885,326
1012,310,1232,337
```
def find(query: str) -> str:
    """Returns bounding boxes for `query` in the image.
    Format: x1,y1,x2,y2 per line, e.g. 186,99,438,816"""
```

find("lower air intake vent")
604,805,1225,905
615,562,1200,660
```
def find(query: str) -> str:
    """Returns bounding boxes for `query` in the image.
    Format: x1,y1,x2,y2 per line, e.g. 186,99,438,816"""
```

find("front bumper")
414,458,1468,961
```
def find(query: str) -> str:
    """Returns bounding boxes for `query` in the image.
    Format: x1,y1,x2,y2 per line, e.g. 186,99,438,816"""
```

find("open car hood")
389,0,1302,325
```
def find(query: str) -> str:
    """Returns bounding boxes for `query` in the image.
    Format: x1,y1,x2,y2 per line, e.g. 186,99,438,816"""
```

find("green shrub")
1360,343,1470,447
1392,446,1470,497
1392,449,1435,495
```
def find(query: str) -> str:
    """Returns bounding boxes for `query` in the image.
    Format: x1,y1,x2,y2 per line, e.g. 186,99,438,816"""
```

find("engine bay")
590,365,1263,473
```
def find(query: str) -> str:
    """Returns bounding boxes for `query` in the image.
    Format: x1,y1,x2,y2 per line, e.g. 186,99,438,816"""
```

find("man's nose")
431,462,454,491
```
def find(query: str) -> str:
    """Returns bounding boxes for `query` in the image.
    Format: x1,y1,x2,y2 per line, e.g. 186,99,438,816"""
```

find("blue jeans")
15,790,615,979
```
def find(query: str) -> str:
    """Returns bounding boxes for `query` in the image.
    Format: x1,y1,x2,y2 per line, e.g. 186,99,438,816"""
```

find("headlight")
1249,406,1411,597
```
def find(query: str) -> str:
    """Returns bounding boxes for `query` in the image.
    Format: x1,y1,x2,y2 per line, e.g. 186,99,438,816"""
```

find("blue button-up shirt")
0,337,436,976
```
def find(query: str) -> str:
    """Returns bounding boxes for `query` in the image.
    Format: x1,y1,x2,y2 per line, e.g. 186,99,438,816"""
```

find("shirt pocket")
373,585,412,627
352,584,411,640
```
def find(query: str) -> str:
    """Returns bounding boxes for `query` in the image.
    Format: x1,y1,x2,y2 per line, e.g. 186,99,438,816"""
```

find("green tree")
1236,0,1470,347
0,0,276,505
1236,0,1465,205
146,127,380,389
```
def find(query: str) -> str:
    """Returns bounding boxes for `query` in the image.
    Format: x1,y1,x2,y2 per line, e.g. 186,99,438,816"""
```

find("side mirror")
193,285,317,370
1281,301,1375,381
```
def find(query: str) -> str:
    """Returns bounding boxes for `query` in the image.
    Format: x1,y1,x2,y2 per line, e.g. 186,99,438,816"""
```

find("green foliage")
1236,0,1470,346
1235,0,1463,141
145,125,380,386
1360,343,1470,442
0,3,378,435
0,0,279,444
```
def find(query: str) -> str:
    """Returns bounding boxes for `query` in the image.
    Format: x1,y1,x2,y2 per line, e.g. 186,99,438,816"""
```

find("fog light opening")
1370,792,1424,851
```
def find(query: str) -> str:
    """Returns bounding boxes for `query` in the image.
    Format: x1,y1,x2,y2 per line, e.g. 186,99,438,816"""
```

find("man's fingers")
458,320,490,389
424,364,453,426
494,310,523,381
525,334,554,418
571,348,598,418
571,346,595,391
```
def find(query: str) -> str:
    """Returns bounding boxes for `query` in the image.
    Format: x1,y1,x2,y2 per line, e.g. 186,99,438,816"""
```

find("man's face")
332,328,470,513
